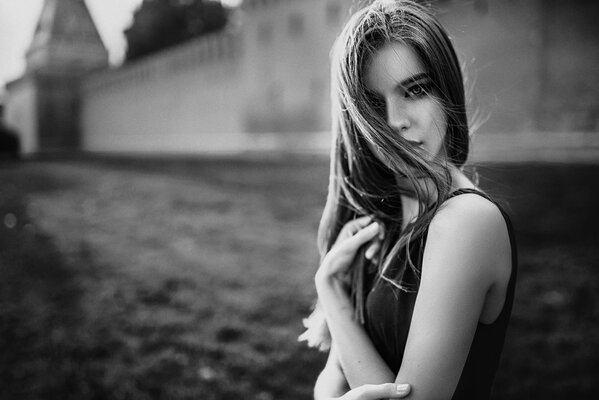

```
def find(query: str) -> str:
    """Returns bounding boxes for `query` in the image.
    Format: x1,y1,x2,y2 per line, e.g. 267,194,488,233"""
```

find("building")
4,0,599,160
4,0,108,154
80,0,351,154
5,0,352,155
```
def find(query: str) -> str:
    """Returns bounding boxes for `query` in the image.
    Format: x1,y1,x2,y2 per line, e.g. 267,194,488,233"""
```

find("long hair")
299,0,470,351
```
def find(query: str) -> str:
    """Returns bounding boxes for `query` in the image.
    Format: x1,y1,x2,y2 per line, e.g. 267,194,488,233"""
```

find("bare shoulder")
430,192,506,238
425,192,511,283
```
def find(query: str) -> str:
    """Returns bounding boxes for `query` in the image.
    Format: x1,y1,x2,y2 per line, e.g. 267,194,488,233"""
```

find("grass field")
0,156,597,399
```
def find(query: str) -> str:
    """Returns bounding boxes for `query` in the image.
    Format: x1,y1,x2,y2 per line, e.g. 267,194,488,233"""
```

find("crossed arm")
314,195,509,399
315,342,411,400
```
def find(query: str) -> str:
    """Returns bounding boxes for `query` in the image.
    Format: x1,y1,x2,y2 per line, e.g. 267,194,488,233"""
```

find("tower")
27,0,109,73
5,0,109,153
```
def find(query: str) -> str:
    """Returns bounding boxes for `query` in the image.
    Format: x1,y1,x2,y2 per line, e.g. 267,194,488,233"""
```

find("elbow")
314,367,348,399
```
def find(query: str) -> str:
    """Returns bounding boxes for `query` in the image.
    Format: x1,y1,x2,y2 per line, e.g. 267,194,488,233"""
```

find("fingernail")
365,247,373,259
396,384,410,393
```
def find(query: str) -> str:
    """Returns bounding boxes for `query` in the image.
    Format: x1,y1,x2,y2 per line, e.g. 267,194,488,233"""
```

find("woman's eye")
411,86,423,95
406,84,426,98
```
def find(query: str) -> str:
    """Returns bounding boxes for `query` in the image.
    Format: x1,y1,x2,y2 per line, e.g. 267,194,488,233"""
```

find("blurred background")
1,0,598,399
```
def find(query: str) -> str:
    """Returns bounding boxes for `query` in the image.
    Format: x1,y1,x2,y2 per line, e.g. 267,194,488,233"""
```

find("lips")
405,139,423,147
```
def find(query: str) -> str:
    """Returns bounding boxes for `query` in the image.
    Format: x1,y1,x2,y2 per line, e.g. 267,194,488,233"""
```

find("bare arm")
391,195,508,398
315,343,413,400
314,218,398,388
314,342,349,400
316,195,509,399
315,277,395,388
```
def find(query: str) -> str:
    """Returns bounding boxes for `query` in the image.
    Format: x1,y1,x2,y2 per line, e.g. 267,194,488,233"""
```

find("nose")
386,96,411,133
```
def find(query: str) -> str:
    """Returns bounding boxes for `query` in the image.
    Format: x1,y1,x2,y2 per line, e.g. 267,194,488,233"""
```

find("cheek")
423,103,448,154
425,103,447,132
416,101,445,133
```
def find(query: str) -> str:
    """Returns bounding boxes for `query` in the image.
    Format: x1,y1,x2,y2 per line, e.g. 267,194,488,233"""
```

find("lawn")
0,156,597,399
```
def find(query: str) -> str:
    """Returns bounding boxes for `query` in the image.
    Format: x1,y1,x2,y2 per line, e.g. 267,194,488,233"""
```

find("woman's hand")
331,383,411,400
315,216,383,286
300,217,382,353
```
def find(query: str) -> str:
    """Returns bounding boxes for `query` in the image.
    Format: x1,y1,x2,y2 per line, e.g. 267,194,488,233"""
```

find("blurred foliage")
124,0,229,61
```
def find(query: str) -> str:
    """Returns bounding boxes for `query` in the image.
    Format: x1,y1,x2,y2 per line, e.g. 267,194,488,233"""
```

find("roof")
27,0,107,55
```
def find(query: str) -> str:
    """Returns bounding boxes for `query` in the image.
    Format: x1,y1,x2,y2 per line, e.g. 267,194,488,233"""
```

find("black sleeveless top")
363,188,517,400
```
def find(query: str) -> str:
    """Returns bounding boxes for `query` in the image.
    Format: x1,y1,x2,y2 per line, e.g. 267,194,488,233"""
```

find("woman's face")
364,41,447,163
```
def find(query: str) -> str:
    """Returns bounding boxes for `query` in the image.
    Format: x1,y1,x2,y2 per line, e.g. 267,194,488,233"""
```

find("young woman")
299,1,517,399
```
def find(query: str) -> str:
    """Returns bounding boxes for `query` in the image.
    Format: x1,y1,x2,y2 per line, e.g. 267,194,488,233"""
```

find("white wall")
82,32,248,153
77,0,598,161
80,0,350,154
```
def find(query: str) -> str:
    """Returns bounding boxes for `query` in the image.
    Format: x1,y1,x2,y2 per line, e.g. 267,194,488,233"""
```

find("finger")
373,383,410,398
344,216,373,235
338,383,411,400
378,223,385,240
345,222,380,249
338,216,371,240
365,242,380,260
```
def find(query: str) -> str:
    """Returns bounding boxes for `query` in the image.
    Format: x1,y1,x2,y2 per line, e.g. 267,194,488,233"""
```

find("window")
288,13,304,37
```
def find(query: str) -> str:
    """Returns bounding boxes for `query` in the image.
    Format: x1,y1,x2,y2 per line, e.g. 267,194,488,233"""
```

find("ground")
0,156,597,399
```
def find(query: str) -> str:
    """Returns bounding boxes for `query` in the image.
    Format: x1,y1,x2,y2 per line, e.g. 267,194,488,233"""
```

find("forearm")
316,274,395,389
314,368,348,400
314,341,349,400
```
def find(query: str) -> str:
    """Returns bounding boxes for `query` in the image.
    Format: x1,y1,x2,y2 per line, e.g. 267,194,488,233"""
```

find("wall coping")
82,29,242,93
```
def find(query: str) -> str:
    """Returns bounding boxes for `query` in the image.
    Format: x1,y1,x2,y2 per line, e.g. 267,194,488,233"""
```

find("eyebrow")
398,73,430,87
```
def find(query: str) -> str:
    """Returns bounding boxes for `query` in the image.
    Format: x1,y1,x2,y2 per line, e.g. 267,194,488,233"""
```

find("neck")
400,194,419,230
397,164,475,229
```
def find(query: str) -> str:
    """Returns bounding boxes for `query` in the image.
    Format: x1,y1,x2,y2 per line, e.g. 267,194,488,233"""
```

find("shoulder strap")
448,187,490,201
